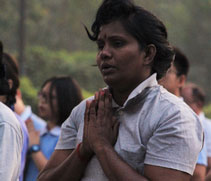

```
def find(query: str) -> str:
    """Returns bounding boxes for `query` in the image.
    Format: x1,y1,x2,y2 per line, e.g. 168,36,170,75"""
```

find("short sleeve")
0,123,23,181
55,100,86,150
144,105,203,175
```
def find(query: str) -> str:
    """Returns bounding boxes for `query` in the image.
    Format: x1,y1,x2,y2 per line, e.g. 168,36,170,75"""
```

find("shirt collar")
178,97,184,101
111,73,158,108
198,112,205,121
20,106,32,122
40,125,61,136
126,73,157,102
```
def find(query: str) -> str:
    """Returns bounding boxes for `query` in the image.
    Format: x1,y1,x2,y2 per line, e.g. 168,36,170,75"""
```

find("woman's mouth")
101,64,116,74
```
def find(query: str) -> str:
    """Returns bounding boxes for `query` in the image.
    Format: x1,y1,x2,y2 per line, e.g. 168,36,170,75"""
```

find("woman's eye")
97,41,104,50
98,45,104,50
112,40,124,47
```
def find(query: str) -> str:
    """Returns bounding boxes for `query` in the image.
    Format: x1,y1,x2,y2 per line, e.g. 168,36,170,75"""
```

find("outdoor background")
0,0,211,117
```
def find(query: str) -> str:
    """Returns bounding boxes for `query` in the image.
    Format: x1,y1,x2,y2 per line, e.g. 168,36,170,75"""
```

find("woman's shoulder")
62,96,95,127
72,96,95,114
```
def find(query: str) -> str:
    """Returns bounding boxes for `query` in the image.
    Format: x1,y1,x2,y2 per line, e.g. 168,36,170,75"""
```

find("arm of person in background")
205,145,211,181
205,122,211,173
191,164,206,181
86,89,191,181
207,157,211,173
26,118,48,171
190,142,207,181
206,170,211,181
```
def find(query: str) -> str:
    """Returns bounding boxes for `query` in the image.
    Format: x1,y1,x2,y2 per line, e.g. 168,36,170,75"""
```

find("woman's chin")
103,78,119,88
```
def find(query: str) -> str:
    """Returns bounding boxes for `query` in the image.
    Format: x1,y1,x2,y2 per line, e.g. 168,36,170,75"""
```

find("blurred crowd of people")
0,0,210,180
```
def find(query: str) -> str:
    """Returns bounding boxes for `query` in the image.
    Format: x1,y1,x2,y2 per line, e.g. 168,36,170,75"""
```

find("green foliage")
19,76,39,112
82,89,93,99
204,104,211,119
0,0,19,51
25,45,105,92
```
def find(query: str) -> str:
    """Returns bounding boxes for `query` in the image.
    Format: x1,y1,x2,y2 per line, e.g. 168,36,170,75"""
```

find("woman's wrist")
90,139,113,154
29,144,41,154
77,143,94,162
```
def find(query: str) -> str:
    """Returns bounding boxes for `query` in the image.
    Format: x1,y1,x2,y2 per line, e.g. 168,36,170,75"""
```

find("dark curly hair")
85,0,174,79
2,53,20,107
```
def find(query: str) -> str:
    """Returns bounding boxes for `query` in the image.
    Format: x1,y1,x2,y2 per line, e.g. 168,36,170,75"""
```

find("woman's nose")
100,46,112,60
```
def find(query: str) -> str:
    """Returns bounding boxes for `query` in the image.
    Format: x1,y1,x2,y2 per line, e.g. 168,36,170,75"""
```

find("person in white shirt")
0,102,23,181
181,82,211,180
38,0,203,180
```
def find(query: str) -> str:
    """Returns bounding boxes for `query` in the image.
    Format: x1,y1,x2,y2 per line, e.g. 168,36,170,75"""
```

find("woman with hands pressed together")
83,90,119,157
38,0,203,180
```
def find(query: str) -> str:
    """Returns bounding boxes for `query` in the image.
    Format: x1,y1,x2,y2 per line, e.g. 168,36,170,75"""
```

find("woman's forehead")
42,82,56,95
98,21,131,39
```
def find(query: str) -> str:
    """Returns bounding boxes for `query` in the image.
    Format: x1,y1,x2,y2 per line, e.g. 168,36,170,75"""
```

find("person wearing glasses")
24,76,83,181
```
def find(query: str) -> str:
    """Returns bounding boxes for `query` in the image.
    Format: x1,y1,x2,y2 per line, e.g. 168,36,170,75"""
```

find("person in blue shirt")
24,76,83,181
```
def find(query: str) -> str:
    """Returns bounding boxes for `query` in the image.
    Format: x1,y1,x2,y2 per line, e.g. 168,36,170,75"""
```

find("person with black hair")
0,43,23,180
24,76,83,181
159,47,189,97
0,53,20,107
38,0,202,180
0,48,28,181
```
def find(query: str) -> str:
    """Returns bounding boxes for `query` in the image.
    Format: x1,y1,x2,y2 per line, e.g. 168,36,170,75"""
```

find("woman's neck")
46,120,57,131
111,87,134,106
110,73,151,106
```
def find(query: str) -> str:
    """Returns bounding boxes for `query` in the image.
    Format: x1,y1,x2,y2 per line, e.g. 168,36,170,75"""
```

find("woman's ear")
16,88,22,98
178,75,187,88
143,44,156,65
7,79,13,89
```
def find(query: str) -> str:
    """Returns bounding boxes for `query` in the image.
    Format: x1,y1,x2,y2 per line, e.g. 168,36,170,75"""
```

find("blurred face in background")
181,86,200,115
38,82,58,122
159,63,186,97
159,64,179,94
